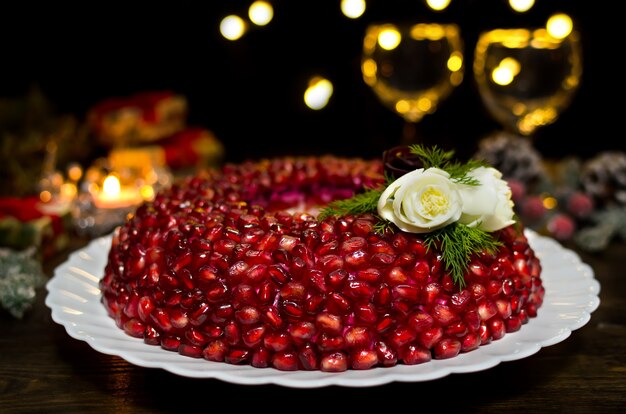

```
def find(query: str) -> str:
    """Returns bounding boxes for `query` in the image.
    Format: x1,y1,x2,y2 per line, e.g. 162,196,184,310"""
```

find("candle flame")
102,175,121,197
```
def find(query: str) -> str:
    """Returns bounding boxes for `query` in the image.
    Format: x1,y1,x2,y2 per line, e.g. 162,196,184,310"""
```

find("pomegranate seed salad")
100,145,543,372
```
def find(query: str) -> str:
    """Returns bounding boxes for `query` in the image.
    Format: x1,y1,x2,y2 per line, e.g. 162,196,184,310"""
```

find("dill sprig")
318,188,382,220
373,218,395,235
408,144,454,168
408,144,487,186
425,223,502,288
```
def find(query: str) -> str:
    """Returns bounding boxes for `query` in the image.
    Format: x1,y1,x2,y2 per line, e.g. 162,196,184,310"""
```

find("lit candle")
93,174,142,209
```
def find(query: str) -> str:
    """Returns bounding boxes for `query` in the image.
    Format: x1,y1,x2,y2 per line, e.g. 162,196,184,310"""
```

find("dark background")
1,0,622,163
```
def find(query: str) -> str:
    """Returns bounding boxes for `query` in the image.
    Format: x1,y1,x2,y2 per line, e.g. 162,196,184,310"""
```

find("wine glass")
361,22,464,143
473,26,582,137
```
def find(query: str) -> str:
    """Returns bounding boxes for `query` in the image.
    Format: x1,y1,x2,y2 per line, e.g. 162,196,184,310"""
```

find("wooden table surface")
1,236,625,414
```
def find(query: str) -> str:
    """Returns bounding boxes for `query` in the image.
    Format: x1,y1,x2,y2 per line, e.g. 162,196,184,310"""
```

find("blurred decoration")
475,136,626,251
0,87,90,198
0,196,71,258
87,91,224,172
0,246,45,319
473,18,582,137
87,91,187,147
580,152,626,206
474,131,545,183
341,0,366,19
304,76,334,110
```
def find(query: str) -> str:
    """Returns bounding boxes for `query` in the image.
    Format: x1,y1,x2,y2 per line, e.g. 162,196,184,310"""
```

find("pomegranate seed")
235,306,261,325
445,321,468,337
375,341,398,367
355,304,377,324
389,326,417,349
371,253,395,267
376,314,395,334
179,344,203,358
505,315,522,332
412,260,430,283
268,264,290,285
169,308,189,329
432,304,460,326
144,325,161,345
344,326,371,348
450,289,472,312
433,338,461,359
385,267,409,285
298,343,319,370
351,349,378,370
392,284,420,303
495,299,512,319
316,313,343,335
345,250,370,269
356,268,381,283
419,326,443,349
251,346,271,368
489,318,506,340
264,331,291,352
137,296,155,322
422,283,441,305
461,332,481,352
203,340,227,361
479,323,492,345
225,348,250,364
478,299,498,321
272,351,299,371
401,344,431,365
150,308,173,332
317,332,345,351
407,310,434,332
288,321,316,344
320,352,348,372
327,292,351,314
123,318,145,338
160,335,181,351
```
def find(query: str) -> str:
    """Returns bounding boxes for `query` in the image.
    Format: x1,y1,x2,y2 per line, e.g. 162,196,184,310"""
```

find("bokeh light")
220,15,247,40
249,1,273,26
340,0,366,19
304,77,334,110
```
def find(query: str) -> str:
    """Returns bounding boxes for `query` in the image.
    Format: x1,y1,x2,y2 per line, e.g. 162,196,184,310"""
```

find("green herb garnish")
425,223,502,288
408,144,487,186
318,188,382,220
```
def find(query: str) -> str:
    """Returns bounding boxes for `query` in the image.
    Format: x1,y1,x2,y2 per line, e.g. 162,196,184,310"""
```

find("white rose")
458,166,516,231
377,168,463,233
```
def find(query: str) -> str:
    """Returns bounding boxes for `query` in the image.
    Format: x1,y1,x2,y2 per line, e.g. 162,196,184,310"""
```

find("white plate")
45,229,600,388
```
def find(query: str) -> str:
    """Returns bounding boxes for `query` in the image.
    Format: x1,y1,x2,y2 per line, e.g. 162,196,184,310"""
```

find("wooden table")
1,237,625,414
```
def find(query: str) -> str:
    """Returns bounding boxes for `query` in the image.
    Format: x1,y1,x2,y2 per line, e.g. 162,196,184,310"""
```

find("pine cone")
581,151,626,206
474,131,544,183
